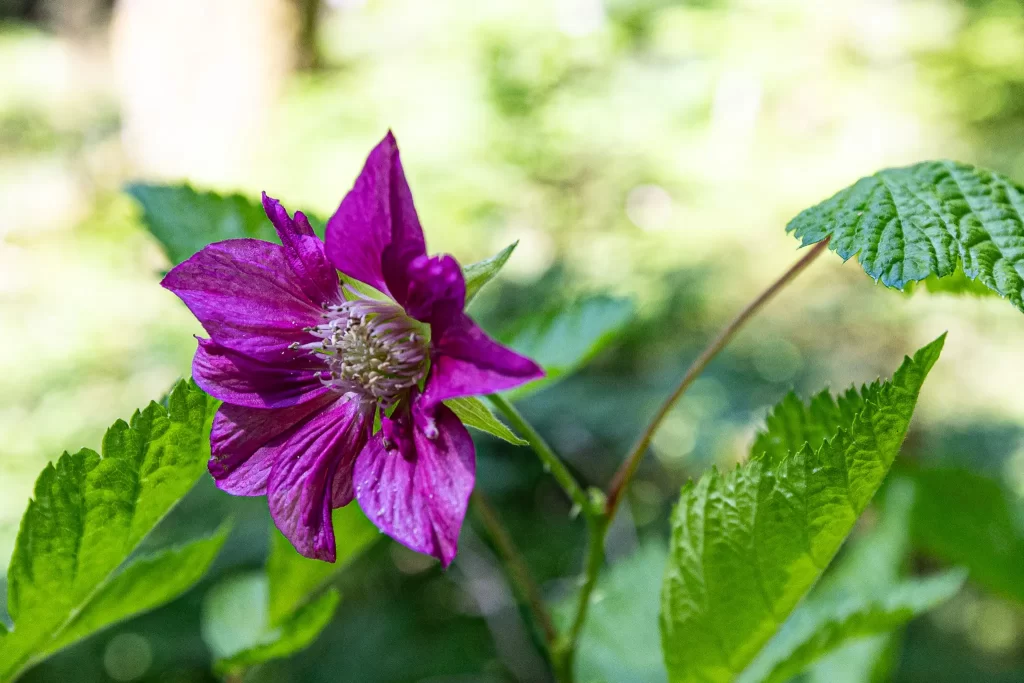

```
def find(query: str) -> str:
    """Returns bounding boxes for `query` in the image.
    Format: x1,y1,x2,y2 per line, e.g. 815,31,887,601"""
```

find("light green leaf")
0,381,219,682
463,241,517,303
738,571,966,683
267,504,377,625
787,160,1024,314
660,336,944,683
216,590,339,675
910,467,1024,603
202,571,340,676
445,396,527,445
48,525,230,653
802,478,917,683
127,184,274,265
502,295,634,399
557,543,668,683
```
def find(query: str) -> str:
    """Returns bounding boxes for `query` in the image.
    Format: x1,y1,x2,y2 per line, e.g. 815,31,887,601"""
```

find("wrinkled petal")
267,398,373,561
262,193,341,306
209,394,339,496
162,239,322,361
354,403,475,567
389,254,465,325
193,338,329,408
421,314,545,408
326,132,426,294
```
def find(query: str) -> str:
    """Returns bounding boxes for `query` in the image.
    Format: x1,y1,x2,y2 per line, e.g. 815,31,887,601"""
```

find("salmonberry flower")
163,133,543,566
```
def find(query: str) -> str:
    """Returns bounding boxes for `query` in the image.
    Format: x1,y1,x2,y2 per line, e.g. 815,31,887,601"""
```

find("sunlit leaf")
0,381,220,682
445,396,527,445
788,160,1024,314
660,337,944,683
463,241,518,303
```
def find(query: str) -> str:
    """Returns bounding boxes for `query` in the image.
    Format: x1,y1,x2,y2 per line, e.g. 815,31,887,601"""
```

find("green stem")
488,393,591,514
471,491,559,650
553,511,609,681
604,238,830,519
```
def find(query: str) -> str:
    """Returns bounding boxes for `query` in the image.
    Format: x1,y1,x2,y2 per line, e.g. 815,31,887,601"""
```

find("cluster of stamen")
293,289,429,406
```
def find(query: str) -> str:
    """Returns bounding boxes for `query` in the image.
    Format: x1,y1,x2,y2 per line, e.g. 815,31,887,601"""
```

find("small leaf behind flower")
202,571,341,677
463,241,518,303
128,184,274,265
445,396,528,445
502,295,634,399
660,337,944,683
267,505,378,625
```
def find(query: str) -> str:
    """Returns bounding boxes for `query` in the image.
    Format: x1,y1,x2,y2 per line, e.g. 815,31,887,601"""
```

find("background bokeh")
1,0,1023,681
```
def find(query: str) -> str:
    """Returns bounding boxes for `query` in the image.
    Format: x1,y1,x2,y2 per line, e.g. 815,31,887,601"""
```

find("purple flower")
163,133,543,566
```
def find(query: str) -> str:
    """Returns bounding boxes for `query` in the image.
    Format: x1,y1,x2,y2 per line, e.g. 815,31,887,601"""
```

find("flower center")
305,292,429,405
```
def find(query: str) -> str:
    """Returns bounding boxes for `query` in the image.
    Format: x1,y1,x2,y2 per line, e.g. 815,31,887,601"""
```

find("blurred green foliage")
2,0,1024,681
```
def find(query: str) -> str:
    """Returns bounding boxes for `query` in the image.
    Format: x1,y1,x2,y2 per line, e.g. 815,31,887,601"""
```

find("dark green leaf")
445,396,527,445
787,160,1024,314
0,381,219,681
660,337,944,683
909,467,1024,603
463,242,517,303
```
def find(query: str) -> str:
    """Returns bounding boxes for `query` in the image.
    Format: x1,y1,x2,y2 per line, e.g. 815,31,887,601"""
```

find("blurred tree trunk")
295,0,322,70
42,0,109,34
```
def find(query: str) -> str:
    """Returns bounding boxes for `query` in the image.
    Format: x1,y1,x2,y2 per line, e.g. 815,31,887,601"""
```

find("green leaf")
737,571,966,683
267,504,377,625
48,525,230,654
444,396,527,446
659,336,944,683
787,160,1024,314
909,467,1024,603
202,571,340,677
216,590,340,675
0,381,219,681
558,543,668,683
801,479,918,683
127,184,274,265
502,295,634,398
463,241,517,303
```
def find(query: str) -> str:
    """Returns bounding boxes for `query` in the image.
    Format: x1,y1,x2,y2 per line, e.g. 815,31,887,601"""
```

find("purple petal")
267,398,374,561
209,395,340,496
421,314,545,408
354,403,475,567
387,254,465,325
262,193,342,306
380,146,428,302
161,239,322,361
193,338,329,408
326,132,427,294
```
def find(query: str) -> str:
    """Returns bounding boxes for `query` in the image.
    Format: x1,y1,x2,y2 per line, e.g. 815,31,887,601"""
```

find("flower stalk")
604,238,830,519
487,393,593,515
492,240,829,682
